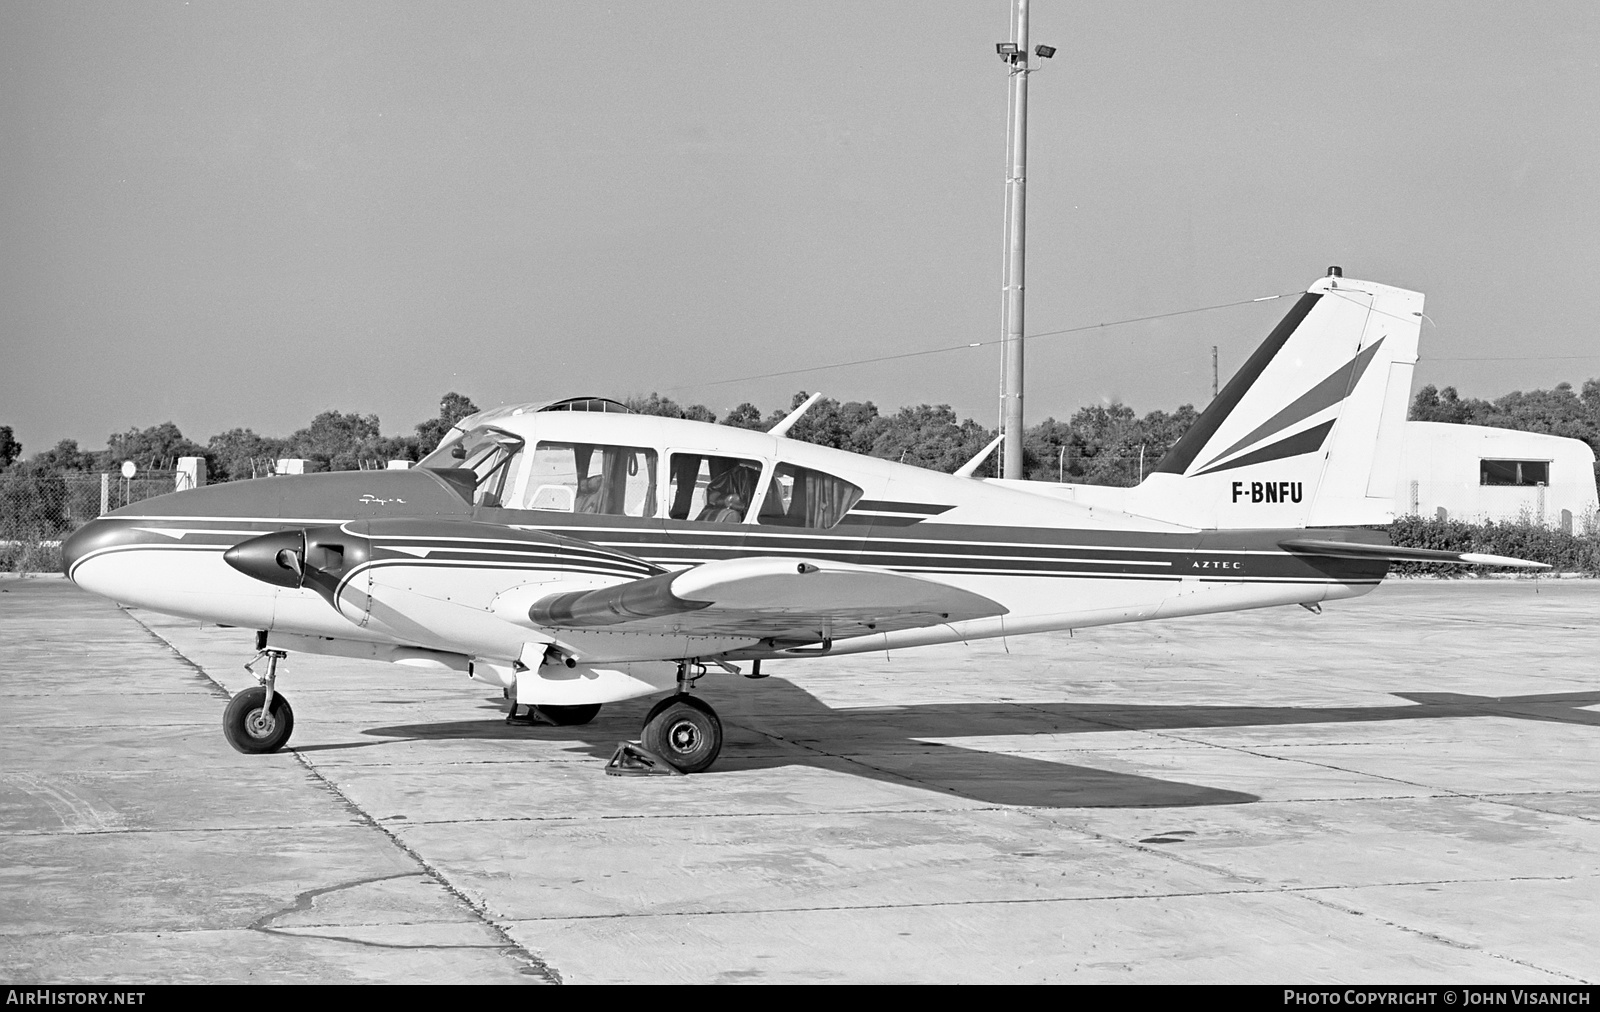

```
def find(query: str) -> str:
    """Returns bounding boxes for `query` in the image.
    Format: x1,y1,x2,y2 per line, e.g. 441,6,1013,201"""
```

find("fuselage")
63,403,1389,671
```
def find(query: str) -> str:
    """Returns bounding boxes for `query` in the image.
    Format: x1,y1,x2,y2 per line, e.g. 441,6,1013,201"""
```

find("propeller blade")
224,530,308,588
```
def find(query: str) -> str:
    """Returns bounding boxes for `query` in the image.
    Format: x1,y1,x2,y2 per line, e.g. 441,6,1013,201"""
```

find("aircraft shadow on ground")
355,680,1600,810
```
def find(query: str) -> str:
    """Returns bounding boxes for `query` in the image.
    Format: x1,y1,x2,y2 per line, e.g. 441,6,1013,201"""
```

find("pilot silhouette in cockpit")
696,468,751,523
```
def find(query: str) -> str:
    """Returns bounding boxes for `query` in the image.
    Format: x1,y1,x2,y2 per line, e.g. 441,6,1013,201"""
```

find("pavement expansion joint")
123,610,234,701
383,804,1008,827
1216,750,1595,820
0,822,358,838
285,747,564,983
1295,889,1592,984
1138,729,1480,796
511,874,1588,923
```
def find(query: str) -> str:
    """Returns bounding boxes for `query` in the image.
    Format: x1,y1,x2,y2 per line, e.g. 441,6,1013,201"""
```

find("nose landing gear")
224,647,294,754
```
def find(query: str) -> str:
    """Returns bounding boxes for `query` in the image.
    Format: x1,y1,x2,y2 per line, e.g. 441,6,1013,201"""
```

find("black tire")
639,694,721,774
223,686,295,754
533,703,602,726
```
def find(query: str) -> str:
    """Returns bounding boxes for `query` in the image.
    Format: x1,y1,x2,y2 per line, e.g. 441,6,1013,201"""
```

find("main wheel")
223,686,295,754
534,703,602,726
639,694,722,774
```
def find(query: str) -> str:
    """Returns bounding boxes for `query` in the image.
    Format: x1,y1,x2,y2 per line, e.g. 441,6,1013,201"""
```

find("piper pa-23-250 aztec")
64,270,1544,774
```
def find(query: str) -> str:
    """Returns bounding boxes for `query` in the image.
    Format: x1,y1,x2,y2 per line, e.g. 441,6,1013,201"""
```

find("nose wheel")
225,647,294,754
223,685,295,753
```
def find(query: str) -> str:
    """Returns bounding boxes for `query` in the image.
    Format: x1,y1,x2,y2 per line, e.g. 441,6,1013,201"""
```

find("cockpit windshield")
419,425,525,507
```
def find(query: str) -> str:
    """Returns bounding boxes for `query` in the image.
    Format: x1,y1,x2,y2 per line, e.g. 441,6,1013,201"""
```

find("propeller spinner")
224,526,367,603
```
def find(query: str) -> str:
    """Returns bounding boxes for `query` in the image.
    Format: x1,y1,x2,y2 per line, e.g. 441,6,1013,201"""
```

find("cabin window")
420,425,524,507
1480,459,1550,487
668,454,763,523
523,442,658,516
757,463,864,529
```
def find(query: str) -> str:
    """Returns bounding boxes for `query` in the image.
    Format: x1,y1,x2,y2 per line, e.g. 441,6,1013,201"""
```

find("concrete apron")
1,576,1596,983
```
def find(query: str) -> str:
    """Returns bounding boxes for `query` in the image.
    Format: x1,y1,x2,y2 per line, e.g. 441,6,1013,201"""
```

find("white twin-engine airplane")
64,271,1544,774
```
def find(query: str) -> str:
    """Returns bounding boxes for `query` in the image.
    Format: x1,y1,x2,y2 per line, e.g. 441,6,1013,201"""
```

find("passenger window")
757,462,863,529
668,454,763,523
523,443,658,517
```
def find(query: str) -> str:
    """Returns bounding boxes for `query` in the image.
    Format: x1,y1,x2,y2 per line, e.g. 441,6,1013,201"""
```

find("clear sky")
4,1,1598,453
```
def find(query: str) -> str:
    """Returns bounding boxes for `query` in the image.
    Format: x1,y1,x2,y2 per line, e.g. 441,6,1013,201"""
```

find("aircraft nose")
62,518,132,583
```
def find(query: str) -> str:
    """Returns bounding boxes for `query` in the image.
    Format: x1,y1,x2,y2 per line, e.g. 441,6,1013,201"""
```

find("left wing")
515,557,1008,648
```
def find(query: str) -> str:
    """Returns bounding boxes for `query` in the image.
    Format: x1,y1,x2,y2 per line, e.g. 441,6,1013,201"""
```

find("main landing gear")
224,646,294,754
607,661,724,777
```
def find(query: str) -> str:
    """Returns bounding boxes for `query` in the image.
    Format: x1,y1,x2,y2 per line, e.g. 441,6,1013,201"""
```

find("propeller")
224,529,309,589
224,526,368,605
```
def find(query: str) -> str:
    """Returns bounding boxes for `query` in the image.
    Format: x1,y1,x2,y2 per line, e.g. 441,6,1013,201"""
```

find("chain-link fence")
0,471,178,573
1049,456,1149,487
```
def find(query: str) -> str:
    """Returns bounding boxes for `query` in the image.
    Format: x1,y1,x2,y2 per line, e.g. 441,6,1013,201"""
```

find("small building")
1396,421,1598,530
175,456,207,491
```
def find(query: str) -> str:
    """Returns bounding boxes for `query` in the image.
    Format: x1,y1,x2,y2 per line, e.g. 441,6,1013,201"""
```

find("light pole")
996,1,1054,479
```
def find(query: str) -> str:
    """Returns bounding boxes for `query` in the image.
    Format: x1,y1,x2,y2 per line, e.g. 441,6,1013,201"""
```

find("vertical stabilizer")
1127,272,1422,530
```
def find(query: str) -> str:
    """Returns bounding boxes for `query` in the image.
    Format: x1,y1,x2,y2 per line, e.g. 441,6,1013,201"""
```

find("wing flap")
526,557,1008,643
1279,538,1549,569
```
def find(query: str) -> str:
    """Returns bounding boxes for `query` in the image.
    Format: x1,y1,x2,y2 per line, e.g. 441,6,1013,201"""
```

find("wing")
519,557,1008,647
1279,538,1549,569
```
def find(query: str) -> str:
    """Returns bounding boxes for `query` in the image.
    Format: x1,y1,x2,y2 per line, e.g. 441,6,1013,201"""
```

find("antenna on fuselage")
768,391,825,438
954,433,1006,478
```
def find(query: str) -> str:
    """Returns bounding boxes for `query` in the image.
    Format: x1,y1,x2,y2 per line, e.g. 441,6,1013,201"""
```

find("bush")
1386,515,1600,576
0,538,62,575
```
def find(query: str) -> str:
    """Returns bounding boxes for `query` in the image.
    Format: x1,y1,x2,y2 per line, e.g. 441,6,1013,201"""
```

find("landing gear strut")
606,661,724,776
224,647,294,754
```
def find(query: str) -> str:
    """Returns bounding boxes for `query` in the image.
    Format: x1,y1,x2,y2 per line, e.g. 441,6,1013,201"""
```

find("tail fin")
1129,271,1422,530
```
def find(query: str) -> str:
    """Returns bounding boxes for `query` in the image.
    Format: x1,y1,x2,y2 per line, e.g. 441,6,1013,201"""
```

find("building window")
1480,459,1550,486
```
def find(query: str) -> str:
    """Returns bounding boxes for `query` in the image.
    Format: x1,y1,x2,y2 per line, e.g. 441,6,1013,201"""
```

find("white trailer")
1397,421,1598,530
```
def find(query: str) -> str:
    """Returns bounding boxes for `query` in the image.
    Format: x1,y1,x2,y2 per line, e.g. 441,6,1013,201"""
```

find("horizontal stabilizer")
1279,538,1550,569
527,556,1008,647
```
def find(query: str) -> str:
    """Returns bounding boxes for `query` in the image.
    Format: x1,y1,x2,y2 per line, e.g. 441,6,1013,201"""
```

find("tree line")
3,377,1598,487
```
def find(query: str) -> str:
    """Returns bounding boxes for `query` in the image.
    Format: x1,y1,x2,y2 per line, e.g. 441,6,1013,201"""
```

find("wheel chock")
605,741,685,777
505,704,551,726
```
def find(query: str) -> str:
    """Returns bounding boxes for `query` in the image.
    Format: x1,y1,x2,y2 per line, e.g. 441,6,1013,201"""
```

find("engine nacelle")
469,658,678,704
